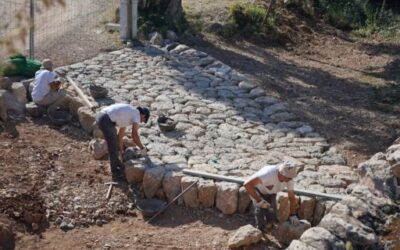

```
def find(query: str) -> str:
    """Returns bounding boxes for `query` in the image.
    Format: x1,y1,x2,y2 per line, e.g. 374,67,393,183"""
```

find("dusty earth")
0,118,276,250
1,1,400,249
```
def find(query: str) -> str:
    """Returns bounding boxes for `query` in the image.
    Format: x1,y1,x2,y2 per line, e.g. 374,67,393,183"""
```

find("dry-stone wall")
1,43,398,248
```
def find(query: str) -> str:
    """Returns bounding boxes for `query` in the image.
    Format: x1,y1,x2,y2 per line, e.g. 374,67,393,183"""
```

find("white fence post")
119,0,131,42
131,0,138,39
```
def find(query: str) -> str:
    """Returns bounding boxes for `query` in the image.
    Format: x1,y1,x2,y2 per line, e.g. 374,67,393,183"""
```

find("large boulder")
124,160,148,184
77,107,96,134
276,192,290,222
143,166,166,198
312,200,326,226
287,240,317,250
68,96,86,116
162,171,184,203
237,186,251,213
298,196,316,223
228,225,262,249
181,176,199,208
197,179,217,208
88,138,108,160
273,220,311,245
0,89,24,121
25,102,46,117
216,182,239,215
0,77,12,90
299,227,345,250
358,156,398,199
318,213,378,249
11,82,27,105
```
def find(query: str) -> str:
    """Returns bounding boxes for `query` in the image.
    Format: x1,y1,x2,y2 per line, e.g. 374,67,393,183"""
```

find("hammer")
105,182,118,200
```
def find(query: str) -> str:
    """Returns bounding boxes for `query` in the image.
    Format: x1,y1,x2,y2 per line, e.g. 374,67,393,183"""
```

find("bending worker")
95,103,150,180
31,59,66,114
244,159,303,231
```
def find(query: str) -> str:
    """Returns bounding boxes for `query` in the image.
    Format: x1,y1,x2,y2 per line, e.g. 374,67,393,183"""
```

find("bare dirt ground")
0,119,272,250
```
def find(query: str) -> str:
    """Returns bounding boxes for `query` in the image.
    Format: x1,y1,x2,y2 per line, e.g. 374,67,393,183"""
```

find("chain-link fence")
1,0,121,66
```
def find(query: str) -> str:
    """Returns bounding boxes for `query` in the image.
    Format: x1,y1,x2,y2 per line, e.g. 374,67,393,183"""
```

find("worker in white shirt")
95,103,150,180
31,59,66,114
244,159,302,231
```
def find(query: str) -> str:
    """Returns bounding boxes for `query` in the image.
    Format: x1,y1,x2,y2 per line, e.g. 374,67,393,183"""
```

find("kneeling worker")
96,103,150,180
31,59,66,114
244,159,302,231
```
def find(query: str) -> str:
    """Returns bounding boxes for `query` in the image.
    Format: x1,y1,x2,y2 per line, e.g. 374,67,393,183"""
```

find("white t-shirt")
32,69,56,102
102,104,140,128
250,165,294,194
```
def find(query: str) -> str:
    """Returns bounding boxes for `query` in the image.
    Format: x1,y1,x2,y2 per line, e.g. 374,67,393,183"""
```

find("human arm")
131,123,144,150
244,177,263,203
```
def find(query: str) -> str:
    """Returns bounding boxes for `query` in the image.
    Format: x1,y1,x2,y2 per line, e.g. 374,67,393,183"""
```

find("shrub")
228,3,269,35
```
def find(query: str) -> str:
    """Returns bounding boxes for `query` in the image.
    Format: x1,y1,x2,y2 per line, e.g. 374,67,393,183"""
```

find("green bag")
3,54,42,77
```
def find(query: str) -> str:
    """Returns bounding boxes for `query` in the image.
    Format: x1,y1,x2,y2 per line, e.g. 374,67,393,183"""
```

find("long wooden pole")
146,180,199,224
65,76,94,109
182,169,345,201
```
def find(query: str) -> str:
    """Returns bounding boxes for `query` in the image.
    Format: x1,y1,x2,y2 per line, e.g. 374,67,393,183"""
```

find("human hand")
49,81,61,90
256,199,270,209
289,215,300,226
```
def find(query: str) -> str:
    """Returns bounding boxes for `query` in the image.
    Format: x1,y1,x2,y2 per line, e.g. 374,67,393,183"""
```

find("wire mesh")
1,0,120,66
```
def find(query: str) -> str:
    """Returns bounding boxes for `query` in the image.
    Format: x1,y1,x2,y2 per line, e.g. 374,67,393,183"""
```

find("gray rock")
166,30,178,41
181,176,199,208
318,213,378,249
11,82,27,105
238,186,251,213
123,147,141,161
143,166,166,198
162,171,184,203
358,158,397,199
197,179,217,208
25,102,46,117
0,89,24,121
276,192,290,222
298,197,316,223
287,240,317,250
273,220,311,245
150,32,163,46
300,227,345,250
67,96,86,116
124,160,147,184
77,107,96,134
89,138,108,160
228,225,262,249
216,182,239,215
0,77,12,90
312,200,326,226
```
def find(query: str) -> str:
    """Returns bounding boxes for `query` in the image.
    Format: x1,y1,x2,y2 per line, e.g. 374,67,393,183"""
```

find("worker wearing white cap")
31,59,66,114
244,159,303,231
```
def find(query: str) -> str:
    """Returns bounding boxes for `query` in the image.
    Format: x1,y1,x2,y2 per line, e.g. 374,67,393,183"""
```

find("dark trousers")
254,192,278,230
95,112,122,173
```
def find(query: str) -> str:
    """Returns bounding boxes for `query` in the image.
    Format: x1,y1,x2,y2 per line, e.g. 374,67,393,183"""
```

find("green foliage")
227,2,277,37
316,0,398,37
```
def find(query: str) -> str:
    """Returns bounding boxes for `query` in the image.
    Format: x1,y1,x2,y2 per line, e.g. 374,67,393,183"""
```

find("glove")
256,199,270,209
140,147,148,156
289,215,300,226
